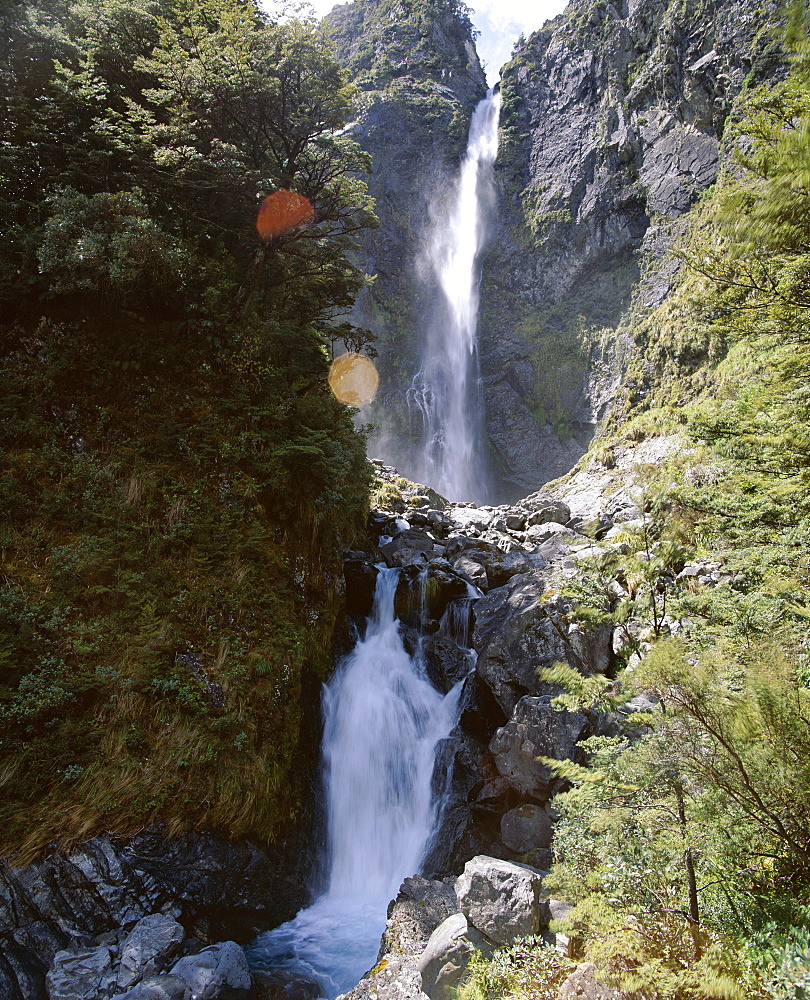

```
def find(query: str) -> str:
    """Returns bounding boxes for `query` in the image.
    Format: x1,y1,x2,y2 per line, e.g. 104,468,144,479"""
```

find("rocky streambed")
2,445,694,1000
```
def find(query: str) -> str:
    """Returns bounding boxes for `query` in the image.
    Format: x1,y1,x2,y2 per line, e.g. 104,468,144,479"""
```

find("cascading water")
408,89,501,504
248,568,466,998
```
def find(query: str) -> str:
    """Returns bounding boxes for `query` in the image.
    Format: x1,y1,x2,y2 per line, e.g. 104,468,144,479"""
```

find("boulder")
565,622,613,676
395,562,470,626
380,530,435,567
46,945,117,1000
489,696,590,799
111,975,192,1000
448,507,494,533
252,970,322,1000
170,942,251,1000
378,876,460,959
454,857,548,946
477,549,534,591
338,953,424,1000
117,914,185,989
557,963,625,999
548,899,574,956
500,805,553,854
420,635,474,694
525,522,579,544
473,581,589,716
523,495,571,526
452,555,488,591
417,913,492,1000
443,535,499,561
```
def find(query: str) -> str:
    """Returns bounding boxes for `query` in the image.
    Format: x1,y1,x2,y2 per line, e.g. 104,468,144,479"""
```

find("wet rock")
380,531,435,568
395,562,469,626
489,696,590,799
423,732,490,879
420,635,473,695
46,944,117,1000
468,777,519,836
252,970,322,1000
500,805,553,854
1,821,314,1000
169,942,251,999
116,914,186,989
121,828,312,941
454,856,548,946
111,975,191,1000
457,673,509,746
452,555,488,591
0,942,49,1000
343,557,379,619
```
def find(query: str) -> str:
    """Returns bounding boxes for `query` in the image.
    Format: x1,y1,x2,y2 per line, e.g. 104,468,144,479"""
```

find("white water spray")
408,89,501,503
248,569,465,997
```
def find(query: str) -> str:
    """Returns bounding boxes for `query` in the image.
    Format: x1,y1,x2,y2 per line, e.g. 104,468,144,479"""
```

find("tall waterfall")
408,89,501,504
248,569,466,998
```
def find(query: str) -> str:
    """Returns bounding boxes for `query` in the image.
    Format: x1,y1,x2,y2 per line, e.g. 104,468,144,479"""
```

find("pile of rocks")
338,857,608,1000
45,913,251,1000
338,858,543,1000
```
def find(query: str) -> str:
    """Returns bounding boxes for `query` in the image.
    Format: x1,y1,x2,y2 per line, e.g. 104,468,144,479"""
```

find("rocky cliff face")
479,0,781,499
328,0,781,503
324,0,487,473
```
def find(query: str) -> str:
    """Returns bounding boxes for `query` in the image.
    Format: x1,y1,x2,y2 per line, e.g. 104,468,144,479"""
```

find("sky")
307,0,570,85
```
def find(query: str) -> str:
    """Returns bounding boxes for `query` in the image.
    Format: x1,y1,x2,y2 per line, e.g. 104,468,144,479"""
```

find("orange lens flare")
328,353,379,408
256,190,314,240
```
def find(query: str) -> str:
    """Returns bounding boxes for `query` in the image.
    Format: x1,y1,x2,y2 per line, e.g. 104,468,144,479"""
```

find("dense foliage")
0,0,375,856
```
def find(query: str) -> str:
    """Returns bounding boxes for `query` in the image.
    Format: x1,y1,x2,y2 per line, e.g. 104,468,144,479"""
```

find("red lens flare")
256,191,314,240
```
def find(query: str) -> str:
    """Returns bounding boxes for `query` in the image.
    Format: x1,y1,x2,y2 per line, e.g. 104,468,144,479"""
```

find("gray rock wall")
480,0,781,499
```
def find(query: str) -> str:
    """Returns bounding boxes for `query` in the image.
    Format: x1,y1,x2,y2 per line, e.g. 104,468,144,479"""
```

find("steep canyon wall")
327,0,781,500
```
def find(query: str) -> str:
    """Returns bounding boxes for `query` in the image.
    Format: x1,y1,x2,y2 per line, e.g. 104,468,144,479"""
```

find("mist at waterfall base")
406,89,501,505
247,569,469,998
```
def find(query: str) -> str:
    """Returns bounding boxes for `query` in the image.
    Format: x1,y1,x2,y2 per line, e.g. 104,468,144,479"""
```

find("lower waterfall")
247,568,468,997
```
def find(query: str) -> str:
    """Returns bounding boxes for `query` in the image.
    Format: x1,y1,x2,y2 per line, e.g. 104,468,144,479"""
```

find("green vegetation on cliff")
0,0,374,858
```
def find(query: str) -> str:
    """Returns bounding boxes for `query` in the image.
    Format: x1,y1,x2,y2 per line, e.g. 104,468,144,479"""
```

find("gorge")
404,88,500,504
1,0,809,998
